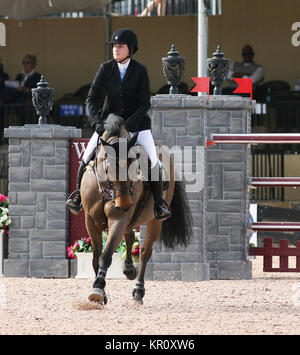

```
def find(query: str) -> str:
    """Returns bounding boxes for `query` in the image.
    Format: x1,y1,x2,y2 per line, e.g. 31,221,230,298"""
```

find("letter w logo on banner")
233,78,253,100
190,77,210,99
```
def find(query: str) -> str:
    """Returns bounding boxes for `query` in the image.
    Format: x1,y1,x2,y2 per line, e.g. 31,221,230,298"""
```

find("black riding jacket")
86,59,151,132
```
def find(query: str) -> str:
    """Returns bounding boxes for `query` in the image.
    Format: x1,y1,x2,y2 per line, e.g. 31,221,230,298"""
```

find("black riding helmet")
109,28,138,56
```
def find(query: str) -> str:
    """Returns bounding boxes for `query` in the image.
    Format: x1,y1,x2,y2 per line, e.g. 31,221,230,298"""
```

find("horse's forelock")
103,114,126,139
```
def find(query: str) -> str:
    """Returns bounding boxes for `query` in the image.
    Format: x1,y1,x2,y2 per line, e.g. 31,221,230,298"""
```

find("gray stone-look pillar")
205,96,253,279
4,124,81,277
145,94,211,281
148,94,254,280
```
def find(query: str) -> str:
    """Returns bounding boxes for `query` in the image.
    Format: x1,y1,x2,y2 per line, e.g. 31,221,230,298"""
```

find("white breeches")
82,129,158,168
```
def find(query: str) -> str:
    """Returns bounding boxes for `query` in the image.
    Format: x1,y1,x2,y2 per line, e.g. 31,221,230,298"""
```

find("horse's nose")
114,196,133,212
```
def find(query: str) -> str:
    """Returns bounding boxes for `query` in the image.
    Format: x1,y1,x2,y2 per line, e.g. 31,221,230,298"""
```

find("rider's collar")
117,58,131,70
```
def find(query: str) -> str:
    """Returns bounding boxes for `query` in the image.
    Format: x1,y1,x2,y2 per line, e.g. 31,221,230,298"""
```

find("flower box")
0,194,11,278
0,229,3,277
75,252,126,279
69,230,140,279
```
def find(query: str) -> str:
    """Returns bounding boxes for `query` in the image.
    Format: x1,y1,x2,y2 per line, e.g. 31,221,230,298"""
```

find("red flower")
67,246,76,259
132,245,140,256
0,195,8,203
84,236,91,245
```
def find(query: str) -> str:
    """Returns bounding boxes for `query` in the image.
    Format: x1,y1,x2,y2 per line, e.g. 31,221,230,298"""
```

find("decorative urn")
207,45,229,95
32,75,55,125
162,44,185,94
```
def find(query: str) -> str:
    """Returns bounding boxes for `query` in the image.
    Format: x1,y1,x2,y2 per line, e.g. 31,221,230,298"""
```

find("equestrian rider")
66,28,171,220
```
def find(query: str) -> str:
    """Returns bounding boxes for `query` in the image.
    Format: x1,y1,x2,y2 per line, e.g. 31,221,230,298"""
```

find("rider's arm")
86,63,106,128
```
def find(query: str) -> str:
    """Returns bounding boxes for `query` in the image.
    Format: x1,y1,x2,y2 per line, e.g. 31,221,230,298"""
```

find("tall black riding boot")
148,162,171,220
66,161,87,215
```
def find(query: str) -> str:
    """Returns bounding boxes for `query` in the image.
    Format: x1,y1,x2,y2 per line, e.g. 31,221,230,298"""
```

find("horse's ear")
100,138,111,147
128,133,138,150
100,138,117,159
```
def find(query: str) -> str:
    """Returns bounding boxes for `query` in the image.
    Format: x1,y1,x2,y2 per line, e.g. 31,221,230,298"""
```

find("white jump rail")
250,178,300,231
208,133,300,233
210,133,300,144
250,177,300,187
251,222,300,232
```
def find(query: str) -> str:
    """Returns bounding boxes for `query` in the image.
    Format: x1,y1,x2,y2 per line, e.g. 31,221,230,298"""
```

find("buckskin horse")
81,114,192,305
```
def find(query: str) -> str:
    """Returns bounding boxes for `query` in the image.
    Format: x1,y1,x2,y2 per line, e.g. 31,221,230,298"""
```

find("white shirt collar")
117,59,130,71
23,69,35,77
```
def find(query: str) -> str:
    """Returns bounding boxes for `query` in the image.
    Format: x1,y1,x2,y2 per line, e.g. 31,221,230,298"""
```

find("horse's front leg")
123,230,138,280
132,219,162,305
89,219,127,304
85,214,103,276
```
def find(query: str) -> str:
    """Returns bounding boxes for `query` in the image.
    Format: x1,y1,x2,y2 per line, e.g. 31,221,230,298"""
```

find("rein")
93,135,134,201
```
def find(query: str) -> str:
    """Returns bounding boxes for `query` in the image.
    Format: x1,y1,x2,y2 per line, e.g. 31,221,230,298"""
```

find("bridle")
93,136,134,202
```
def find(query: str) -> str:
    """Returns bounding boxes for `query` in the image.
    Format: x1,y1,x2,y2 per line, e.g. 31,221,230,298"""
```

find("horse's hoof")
132,287,144,305
123,264,137,280
88,288,107,305
132,297,143,305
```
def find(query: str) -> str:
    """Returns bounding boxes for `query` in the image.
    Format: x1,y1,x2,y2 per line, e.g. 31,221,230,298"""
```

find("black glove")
95,122,104,136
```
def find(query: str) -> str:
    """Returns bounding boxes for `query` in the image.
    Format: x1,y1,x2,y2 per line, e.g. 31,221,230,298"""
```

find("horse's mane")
103,114,125,139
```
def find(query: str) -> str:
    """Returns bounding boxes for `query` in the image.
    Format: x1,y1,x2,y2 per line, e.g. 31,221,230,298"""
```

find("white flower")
0,207,11,228
5,218,11,226
0,215,7,222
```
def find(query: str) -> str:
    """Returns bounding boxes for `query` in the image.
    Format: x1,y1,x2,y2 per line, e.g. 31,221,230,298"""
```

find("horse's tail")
160,181,193,249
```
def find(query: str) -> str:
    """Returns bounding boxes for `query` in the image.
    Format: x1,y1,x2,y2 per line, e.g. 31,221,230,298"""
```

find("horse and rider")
67,28,170,220
66,29,192,305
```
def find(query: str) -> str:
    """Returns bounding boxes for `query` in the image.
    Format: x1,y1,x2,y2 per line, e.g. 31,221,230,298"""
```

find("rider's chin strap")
117,55,131,64
117,46,133,64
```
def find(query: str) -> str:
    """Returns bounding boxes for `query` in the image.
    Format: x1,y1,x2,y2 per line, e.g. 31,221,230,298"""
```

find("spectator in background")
224,44,264,94
294,78,300,92
139,0,167,16
0,54,41,103
0,60,9,92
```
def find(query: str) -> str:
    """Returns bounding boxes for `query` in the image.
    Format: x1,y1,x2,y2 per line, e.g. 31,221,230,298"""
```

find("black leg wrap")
93,276,106,290
97,268,107,278
132,281,145,299
123,263,137,280
93,268,107,289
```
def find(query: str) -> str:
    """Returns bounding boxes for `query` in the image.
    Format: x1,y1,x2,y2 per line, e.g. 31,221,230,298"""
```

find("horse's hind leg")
132,219,162,304
123,230,137,280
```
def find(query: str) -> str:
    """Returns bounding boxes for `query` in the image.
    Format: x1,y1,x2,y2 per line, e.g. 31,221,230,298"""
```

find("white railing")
113,0,198,16
37,0,198,17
